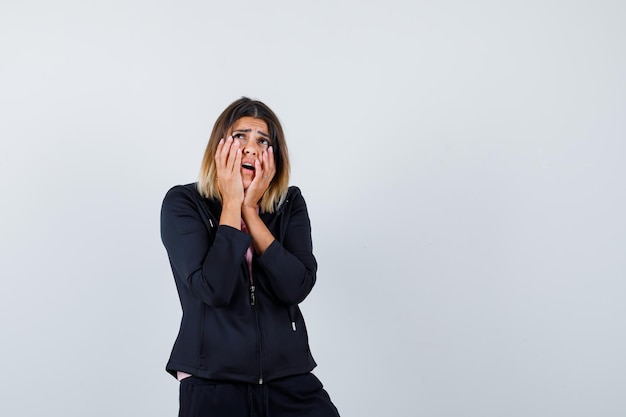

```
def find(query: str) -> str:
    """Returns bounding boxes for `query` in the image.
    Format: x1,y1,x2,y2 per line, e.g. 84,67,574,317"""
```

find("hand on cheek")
243,147,276,208
215,136,244,206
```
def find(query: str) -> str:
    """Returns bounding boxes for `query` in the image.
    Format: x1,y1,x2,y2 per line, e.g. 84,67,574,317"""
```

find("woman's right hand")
215,136,244,207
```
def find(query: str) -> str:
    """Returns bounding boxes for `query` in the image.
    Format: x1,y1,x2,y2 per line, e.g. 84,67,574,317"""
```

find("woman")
160,97,340,417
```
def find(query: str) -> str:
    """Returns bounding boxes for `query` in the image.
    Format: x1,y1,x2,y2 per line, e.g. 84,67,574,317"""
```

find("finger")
259,152,269,180
265,147,276,179
216,137,224,151
233,145,242,174
215,138,225,167
222,137,237,173
216,136,232,169
254,159,264,181
226,139,240,172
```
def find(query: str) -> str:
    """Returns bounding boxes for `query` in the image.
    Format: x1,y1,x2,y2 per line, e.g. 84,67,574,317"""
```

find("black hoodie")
160,183,318,383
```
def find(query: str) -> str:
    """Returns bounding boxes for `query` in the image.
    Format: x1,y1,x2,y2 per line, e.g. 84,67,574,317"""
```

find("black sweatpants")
178,373,340,417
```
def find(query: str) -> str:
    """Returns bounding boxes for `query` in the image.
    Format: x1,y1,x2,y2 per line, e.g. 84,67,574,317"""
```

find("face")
227,116,272,189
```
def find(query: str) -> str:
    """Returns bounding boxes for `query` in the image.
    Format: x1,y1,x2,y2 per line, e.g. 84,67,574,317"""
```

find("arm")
160,186,251,307
241,148,317,304
242,207,274,254
255,189,317,305
241,145,276,254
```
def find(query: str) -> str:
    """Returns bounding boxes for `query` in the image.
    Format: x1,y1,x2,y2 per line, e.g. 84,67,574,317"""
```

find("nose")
243,142,261,156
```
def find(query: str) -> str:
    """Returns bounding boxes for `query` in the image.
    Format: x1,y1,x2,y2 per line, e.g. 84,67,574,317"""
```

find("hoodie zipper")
242,195,294,385
251,293,264,384
247,263,264,384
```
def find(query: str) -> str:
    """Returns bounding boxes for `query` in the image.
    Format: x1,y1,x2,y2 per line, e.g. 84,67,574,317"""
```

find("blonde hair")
197,97,290,213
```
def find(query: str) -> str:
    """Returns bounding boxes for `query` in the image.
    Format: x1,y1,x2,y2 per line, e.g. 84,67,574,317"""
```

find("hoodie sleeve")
160,186,252,307
256,188,318,305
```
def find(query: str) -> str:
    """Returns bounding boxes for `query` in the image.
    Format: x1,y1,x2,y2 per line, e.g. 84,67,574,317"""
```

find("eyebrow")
232,128,270,138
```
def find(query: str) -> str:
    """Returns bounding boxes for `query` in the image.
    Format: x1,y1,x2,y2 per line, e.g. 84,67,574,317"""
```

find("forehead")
230,117,268,133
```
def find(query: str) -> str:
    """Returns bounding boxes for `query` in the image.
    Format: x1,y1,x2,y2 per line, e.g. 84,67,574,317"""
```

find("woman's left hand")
243,146,276,208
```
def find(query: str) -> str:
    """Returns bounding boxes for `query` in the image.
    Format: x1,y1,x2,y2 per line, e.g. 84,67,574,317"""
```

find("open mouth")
242,162,255,171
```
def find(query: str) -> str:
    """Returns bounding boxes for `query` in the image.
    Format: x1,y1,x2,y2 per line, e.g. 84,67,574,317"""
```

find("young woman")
160,97,340,417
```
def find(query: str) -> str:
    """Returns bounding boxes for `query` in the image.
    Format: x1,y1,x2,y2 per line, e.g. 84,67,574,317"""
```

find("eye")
258,138,270,146
233,133,245,140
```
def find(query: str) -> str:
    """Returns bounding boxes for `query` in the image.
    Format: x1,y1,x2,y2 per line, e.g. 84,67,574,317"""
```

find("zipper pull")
250,285,256,306
291,321,296,331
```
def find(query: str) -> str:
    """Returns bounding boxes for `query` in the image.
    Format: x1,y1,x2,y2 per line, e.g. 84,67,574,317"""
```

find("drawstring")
287,306,297,332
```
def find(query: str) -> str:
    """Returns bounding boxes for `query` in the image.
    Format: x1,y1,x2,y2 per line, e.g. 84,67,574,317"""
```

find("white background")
1,1,625,416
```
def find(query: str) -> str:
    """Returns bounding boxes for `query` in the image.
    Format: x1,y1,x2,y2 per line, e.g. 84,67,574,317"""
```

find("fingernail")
269,146,273,152
219,138,224,144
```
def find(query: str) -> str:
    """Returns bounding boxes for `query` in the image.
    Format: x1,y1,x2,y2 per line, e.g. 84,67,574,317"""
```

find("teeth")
242,163,255,171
